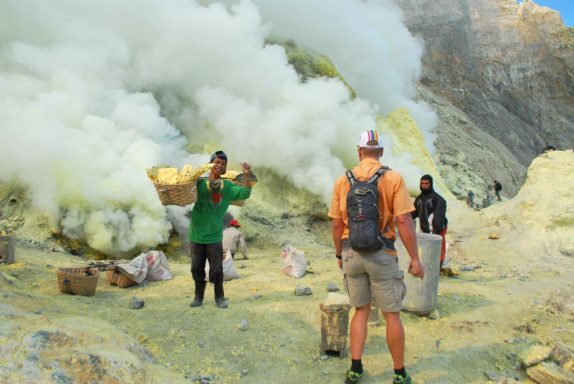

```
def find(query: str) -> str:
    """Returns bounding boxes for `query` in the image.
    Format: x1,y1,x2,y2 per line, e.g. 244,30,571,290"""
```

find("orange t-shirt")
328,157,414,242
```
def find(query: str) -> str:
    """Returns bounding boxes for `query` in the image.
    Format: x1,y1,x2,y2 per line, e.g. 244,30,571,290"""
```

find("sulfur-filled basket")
153,182,197,206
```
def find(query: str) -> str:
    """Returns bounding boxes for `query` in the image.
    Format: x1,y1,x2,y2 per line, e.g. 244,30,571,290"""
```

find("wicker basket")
57,267,99,296
229,172,257,207
105,268,137,288
153,182,197,206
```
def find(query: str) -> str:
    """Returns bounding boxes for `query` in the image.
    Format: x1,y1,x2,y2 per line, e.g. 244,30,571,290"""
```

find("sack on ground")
281,244,307,278
117,254,148,284
116,250,173,284
205,250,240,281
145,251,172,281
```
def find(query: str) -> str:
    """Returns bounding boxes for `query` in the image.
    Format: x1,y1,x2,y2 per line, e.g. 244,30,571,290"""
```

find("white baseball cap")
357,130,383,149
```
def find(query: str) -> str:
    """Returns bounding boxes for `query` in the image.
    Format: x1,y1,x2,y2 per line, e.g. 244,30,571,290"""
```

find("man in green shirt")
189,151,252,309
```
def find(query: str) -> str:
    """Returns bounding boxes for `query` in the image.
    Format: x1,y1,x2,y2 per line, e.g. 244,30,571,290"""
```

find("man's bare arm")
332,218,344,255
332,218,344,269
240,162,252,188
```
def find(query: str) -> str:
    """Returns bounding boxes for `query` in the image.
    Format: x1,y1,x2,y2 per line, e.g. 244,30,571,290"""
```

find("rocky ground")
1,199,573,384
1,152,573,384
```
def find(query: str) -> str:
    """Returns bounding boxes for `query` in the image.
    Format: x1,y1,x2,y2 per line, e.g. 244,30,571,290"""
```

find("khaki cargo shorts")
342,246,406,312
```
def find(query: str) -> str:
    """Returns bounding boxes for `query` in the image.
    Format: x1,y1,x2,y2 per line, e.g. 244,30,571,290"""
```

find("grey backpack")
346,167,389,252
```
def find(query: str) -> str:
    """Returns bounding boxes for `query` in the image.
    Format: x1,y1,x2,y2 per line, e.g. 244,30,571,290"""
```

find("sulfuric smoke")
0,0,432,254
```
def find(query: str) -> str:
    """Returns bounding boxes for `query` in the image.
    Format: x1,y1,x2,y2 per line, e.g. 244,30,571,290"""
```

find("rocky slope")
396,0,574,196
2,152,573,383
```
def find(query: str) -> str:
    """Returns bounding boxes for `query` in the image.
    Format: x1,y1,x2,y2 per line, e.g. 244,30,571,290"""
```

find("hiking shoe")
215,297,228,309
392,374,413,384
440,267,459,277
344,369,363,384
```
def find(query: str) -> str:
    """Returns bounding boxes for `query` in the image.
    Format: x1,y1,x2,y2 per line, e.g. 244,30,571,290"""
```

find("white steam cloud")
249,0,437,151
0,0,431,254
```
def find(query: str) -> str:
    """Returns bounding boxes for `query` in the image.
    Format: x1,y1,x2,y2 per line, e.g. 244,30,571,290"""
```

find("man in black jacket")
412,175,448,268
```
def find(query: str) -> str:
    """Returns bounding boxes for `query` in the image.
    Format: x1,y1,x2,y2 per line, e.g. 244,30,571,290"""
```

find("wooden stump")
0,236,15,264
320,302,351,358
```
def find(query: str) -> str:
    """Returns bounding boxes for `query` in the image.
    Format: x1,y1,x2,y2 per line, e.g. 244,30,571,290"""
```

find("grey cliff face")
395,0,574,196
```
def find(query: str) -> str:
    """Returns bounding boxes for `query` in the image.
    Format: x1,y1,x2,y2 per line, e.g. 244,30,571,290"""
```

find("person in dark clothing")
543,145,556,153
493,180,502,201
412,175,448,267
466,190,475,208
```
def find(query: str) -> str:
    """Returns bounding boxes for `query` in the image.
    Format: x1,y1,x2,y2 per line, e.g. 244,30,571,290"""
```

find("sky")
527,0,574,26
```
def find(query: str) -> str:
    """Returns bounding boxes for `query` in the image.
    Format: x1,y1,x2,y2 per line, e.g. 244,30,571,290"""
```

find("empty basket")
57,267,99,296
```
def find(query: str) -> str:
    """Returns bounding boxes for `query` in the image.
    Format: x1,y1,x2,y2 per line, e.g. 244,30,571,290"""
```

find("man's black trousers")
190,242,223,284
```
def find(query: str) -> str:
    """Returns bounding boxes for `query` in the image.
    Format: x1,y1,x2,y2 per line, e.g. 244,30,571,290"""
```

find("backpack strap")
367,166,390,185
345,170,357,187
346,166,390,186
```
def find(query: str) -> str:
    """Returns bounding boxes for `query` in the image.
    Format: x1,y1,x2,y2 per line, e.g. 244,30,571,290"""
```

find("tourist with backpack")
329,130,423,384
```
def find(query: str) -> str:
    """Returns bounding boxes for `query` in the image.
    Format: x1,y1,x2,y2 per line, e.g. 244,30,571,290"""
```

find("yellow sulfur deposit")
157,168,179,184
176,164,194,184
190,164,213,181
221,170,240,180
146,164,213,185
222,170,259,187
146,164,258,187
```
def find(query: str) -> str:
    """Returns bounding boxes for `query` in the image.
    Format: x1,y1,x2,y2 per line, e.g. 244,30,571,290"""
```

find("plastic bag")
117,254,148,284
116,250,172,284
206,250,240,281
281,244,307,278
145,250,172,281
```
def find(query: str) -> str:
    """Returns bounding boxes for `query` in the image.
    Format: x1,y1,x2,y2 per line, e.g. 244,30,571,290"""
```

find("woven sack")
153,182,197,206
57,267,99,296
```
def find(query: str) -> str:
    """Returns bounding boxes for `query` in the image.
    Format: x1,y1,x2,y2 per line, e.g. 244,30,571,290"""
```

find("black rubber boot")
214,283,228,309
190,281,206,308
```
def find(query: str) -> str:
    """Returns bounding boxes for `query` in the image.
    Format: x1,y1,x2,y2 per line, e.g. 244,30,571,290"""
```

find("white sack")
117,254,148,284
145,250,172,281
205,250,240,281
281,244,307,278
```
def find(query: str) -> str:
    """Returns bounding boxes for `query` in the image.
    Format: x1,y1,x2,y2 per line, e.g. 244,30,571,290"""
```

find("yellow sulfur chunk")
157,168,179,184
176,164,194,184
190,164,213,180
145,168,156,183
221,170,240,180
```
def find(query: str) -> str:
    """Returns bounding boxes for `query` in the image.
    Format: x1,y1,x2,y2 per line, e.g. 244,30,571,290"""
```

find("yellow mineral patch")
156,168,179,184
146,164,213,185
